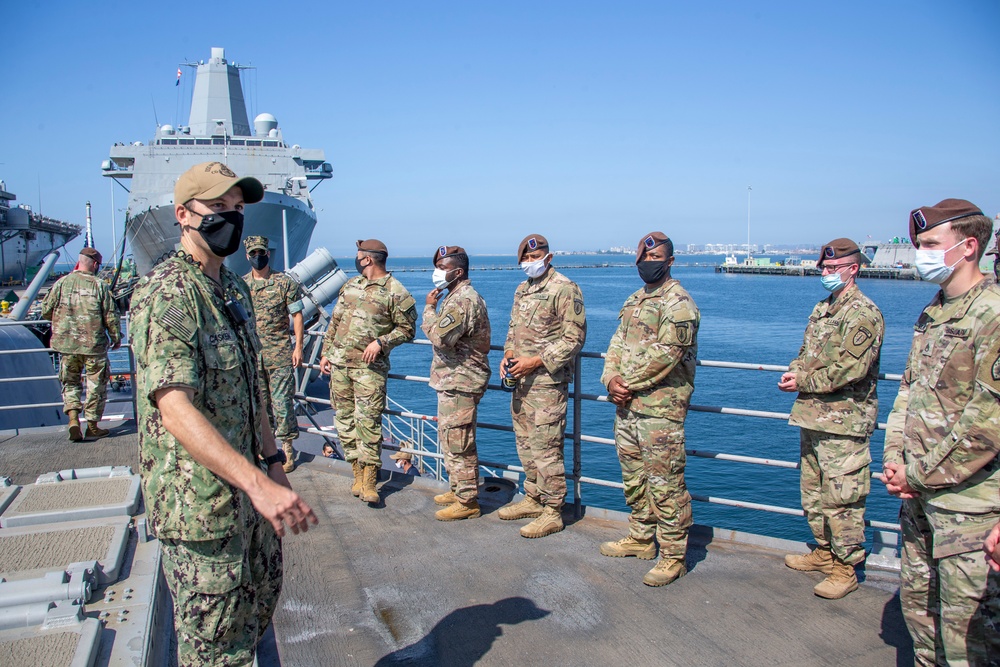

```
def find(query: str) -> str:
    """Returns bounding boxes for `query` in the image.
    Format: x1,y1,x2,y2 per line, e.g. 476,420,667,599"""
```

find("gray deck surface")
1,423,914,667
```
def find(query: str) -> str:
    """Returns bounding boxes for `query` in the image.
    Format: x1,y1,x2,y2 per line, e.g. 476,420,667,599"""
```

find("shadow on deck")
278,457,913,666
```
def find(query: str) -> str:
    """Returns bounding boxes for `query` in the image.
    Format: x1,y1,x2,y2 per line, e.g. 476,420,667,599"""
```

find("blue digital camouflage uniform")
131,252,282,667
243,270,305,441
40,269,121,422
422,281,492,502
321,273,417,465
883,277,1000,667
601,279,698,559
787,283,884,566
505,268,586,509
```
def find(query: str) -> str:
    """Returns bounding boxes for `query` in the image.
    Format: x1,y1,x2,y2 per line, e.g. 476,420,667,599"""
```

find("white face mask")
432,268,457,290
915,239,967,284
394,459,403,469
521,255,549,279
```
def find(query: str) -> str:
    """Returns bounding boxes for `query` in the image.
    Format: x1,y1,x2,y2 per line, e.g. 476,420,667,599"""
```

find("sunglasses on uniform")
248,249,268,257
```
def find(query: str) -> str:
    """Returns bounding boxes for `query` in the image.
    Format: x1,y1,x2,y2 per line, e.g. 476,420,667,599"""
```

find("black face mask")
354,257,366,275
194,210,244,257
249,254,269,271
637,260,669,285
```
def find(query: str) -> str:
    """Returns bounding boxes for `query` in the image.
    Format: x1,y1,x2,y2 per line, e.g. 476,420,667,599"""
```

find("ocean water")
369,253,938,543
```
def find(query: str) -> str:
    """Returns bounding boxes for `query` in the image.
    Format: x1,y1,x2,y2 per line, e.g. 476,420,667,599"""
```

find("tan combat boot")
643,558,687,587
813,559,859,599
85,420,110,439
67,410,82,442
600,536,657,560
350,460,364,497
434,490,458,506
520,506,564,538
435,500,481,522
498,496,544,520
282,440,296,473
361,464,380,504
784,548,834,574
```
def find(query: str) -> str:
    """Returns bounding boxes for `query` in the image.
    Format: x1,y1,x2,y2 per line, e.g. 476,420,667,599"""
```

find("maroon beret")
432,245,468,266
636,231,673,262
517,234,549,261
79,247,103,264
909,199,983,247
357,239,388,256
817,238,862,267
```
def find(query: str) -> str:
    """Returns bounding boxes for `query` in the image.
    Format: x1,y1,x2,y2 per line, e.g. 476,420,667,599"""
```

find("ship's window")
263,141,278,147
179,139,194,145
212,138,225,145
196,139,211,145
247,140,261,146
160,139,177,145
229,140,245,146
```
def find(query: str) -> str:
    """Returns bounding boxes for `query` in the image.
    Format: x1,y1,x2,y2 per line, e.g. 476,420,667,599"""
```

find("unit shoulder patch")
437,310,460,334
976,335,1000,396
844,322,876,359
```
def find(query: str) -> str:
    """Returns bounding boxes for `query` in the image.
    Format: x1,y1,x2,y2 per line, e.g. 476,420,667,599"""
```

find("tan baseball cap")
174,162,264,206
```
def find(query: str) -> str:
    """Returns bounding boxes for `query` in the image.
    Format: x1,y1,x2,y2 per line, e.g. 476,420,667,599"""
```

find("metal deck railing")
294,332,903,564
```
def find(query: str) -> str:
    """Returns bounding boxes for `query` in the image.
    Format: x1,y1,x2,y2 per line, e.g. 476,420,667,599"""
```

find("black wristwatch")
263,450,287,467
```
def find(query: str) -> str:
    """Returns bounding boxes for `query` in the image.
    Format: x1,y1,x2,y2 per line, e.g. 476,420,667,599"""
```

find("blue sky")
3,1,999,256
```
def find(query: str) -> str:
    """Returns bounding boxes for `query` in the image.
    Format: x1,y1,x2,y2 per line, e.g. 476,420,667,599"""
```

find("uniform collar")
636,278,677,302
821,282,859,317
925,276,990,323
526,266,554,289
362,272,392,288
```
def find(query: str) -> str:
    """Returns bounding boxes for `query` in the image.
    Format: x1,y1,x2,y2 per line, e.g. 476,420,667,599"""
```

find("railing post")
572,354,582,519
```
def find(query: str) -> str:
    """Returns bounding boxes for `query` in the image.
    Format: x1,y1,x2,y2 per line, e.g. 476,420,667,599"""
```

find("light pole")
746,186,752,264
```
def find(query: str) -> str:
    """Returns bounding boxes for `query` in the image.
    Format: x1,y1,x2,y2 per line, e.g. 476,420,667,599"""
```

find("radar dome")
161,124,175,135
254,113,278,137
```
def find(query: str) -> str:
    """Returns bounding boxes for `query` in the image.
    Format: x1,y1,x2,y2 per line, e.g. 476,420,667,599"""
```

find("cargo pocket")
162,537,245,646
829,466,871,506
441,404,476,455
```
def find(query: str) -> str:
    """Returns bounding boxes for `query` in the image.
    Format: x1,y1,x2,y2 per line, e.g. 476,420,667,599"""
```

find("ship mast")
84,201,94,249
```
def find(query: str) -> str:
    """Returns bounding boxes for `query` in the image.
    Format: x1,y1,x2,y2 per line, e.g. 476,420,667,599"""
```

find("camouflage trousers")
614,409,692,559
260,364,299,441
438,390,482,503
161,515,283,667
58,353,110,422
330,365,387,466
798,428,870,566
511,381,567,509
899,498,1000,667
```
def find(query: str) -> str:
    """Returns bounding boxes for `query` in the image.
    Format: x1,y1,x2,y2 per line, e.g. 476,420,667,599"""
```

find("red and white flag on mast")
175,68,182,86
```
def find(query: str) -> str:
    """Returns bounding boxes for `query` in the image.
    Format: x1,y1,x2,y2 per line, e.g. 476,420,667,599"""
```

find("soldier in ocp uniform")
319,239,417,505
778,238,884,599
130,162,316,667
41,246,121,441
879,199,1000,666
498,234,587,538
421,245,491,521
243,235,305,473
600,232,699,587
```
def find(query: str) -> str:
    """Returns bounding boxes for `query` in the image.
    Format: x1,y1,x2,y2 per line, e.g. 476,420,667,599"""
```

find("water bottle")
501,359,517,392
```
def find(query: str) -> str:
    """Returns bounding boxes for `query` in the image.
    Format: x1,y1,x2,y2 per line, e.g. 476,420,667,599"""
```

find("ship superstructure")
0,181,81,282
102,47,332,276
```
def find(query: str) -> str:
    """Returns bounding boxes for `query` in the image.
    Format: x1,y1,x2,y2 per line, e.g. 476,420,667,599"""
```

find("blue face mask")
820,270,846,292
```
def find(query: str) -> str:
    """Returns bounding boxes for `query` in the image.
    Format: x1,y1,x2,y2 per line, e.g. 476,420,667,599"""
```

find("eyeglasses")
821,263,854,274
248,250,267,257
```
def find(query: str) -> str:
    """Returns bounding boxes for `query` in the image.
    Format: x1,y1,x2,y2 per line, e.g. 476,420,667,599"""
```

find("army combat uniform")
601,279,699,562
505,268,586,509
40,268,121,425
422,280,491,503
243,269,304,442
131,252,282,667
884,277,1000,667
321,273,416,465
788,282,884,568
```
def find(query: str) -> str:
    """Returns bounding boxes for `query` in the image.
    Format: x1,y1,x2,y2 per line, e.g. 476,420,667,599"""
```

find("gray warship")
0,182,81,283
101,47,333,276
